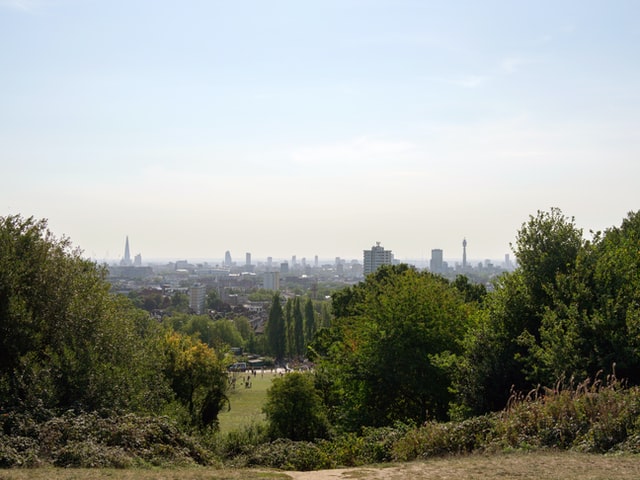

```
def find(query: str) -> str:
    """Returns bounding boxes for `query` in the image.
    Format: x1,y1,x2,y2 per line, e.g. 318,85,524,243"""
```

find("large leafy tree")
453,209,583,415
0,215,164,414
527,210,640,384
263,372,329,441
161,331,230,429
312,265,471,429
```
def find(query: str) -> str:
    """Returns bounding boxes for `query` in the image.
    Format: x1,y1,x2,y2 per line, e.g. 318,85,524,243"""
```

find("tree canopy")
312,265,473,429
0,215,230,430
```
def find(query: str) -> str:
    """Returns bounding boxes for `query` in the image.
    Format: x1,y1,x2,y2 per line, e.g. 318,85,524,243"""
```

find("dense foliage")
453,209,640,417
311,264,474,429
263,372,329,441
0,215,229,431
3,208,640,471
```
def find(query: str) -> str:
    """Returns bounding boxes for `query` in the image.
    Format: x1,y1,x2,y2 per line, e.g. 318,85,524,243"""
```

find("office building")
189,283,206,315
430,249,444,273
363,242,394,276
263,271,280,291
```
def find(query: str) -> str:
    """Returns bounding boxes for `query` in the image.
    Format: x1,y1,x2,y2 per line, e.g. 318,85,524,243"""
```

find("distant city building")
224,250,232,267
280,262,289,274
189,283,206,314
134,253,142,267
462,238,468,269
245,252,252,266
175,260,190,270
363,242,394,276
267,257,273,270
263,271,280,291
120,236,132,266
430,249,444,273
314,255,319,268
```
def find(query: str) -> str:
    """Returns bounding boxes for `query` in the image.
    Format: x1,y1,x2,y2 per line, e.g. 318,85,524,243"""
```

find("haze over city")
2,1,638,263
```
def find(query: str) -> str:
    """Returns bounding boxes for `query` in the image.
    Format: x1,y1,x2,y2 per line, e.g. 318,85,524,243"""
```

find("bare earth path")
1,452,640,480
285,452,640,480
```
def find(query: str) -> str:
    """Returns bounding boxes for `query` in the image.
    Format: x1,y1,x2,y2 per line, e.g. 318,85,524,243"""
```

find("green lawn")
218,370,277,433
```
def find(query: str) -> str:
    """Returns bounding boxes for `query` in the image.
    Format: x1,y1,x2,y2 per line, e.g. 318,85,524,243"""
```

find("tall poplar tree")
266,293,286,361
293,297,304,357
304,298,317,346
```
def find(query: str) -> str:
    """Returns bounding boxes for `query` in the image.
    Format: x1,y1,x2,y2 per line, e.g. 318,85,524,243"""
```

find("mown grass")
217,371,275,434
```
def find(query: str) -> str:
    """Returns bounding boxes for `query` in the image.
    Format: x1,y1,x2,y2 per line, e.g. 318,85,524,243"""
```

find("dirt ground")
284,452,640,480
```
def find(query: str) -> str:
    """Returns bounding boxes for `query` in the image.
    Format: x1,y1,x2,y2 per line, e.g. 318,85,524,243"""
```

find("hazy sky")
2,1,639,264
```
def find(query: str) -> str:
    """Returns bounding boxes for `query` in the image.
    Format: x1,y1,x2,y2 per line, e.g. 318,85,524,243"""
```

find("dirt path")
285,452,640,480
285,464,418,480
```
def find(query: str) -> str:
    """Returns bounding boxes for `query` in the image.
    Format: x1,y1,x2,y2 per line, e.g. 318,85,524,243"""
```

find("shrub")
0,410,218,467
215,420,269,459
490,375,640,453
240,438,333,471
321,424,412,466
392,414,496,461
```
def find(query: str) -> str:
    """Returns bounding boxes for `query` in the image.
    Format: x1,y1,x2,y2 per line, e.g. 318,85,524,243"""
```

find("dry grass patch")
0,467,289,480
285,451,640,480
3,453,640,480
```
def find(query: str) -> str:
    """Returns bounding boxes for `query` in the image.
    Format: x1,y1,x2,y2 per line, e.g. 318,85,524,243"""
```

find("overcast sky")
2,0,639,264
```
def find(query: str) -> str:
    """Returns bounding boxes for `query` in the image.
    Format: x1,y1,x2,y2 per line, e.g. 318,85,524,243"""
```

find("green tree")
312,265,470,429
206,289,224,310
161,331,230,429
266,293,286,361
304,298,317,347
263,372,329,441
513,207,583,308
293,297,304,357
284,298,294,357
170,292,190,313
233,316,256,351
525,210,640,385
453,208,587,416
0,215,166,414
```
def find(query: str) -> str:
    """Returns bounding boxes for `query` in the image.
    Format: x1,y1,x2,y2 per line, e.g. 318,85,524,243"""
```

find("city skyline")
2,1,638,262
114,236,507,269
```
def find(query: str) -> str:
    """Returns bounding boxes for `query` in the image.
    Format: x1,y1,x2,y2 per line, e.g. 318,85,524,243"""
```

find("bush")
320,424,411,466
392,415,496,461
241,438,333,471
492,376,640,453
215,420,269,459
0,410,218,467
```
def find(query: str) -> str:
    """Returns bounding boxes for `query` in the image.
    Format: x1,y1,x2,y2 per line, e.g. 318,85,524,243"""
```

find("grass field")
2,452,640,479
217,370,276,433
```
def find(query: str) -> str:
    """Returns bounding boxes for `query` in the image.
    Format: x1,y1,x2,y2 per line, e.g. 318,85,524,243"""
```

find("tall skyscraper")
363,242,393,276
120,236,132,266
245,252,251,266
462,238,467,269
224,250,232,267
430,249,444,273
